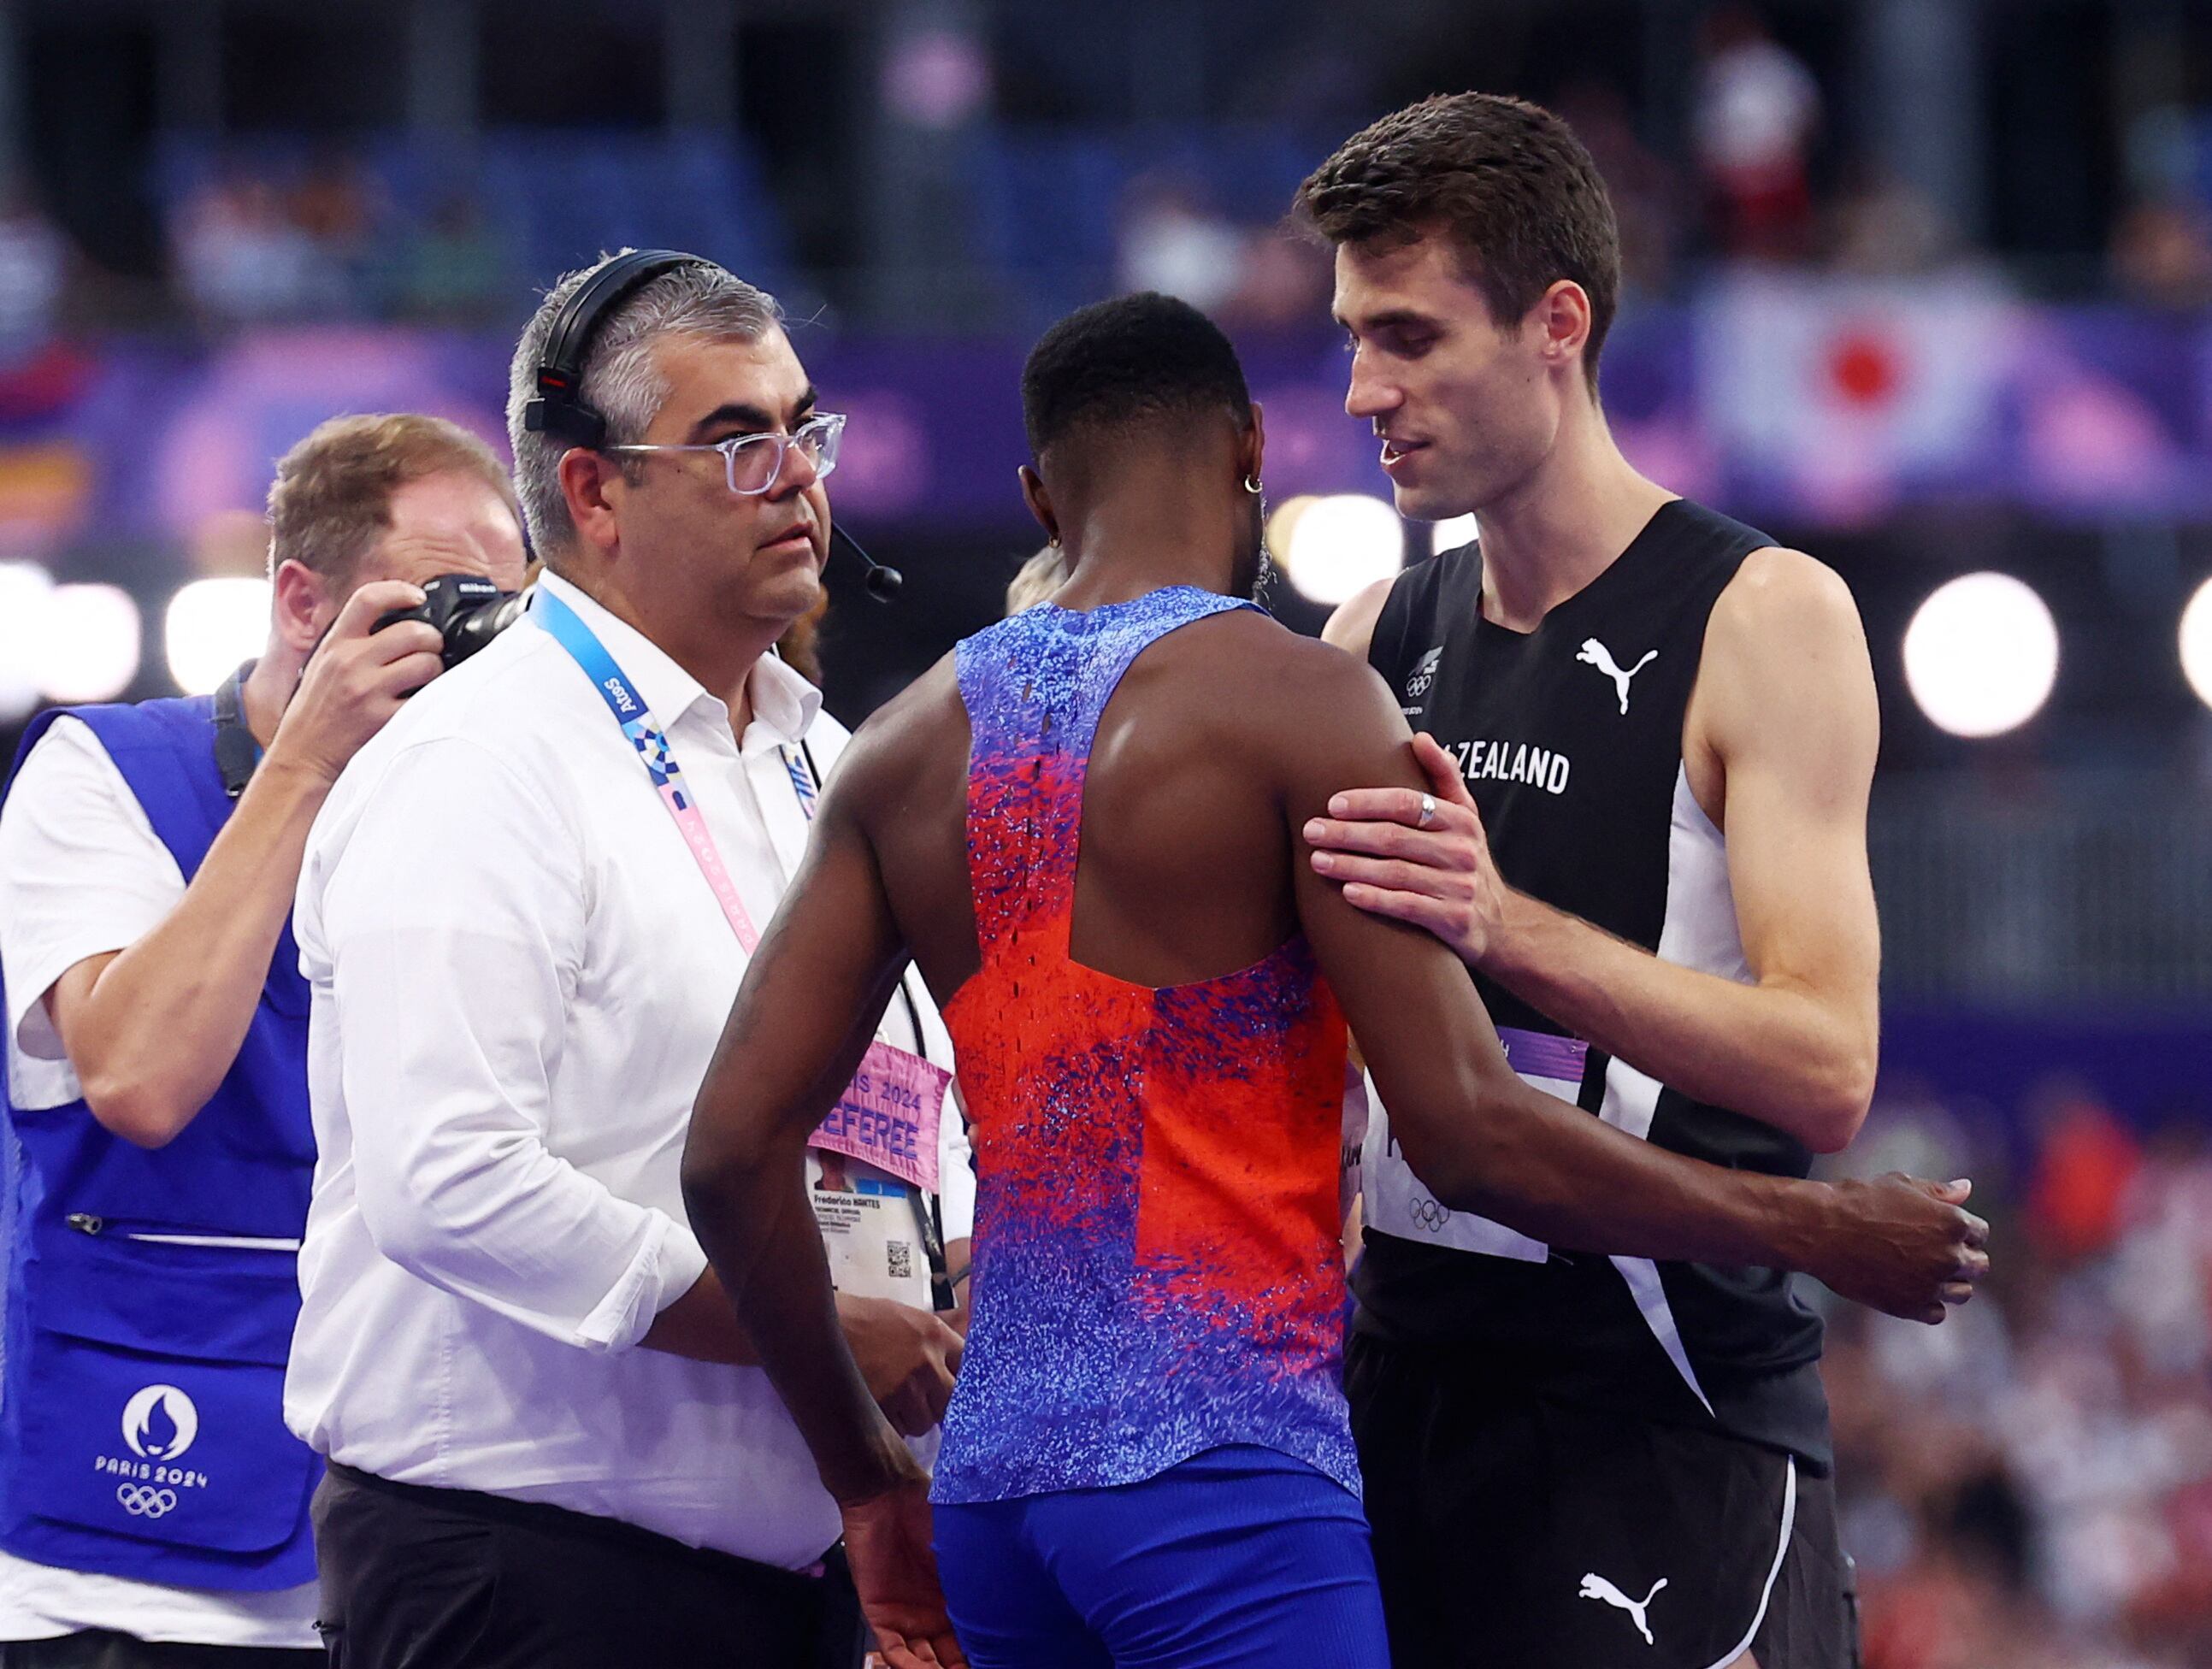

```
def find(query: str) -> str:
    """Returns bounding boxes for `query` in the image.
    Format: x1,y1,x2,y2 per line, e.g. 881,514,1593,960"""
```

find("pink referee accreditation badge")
811,1042,949,1193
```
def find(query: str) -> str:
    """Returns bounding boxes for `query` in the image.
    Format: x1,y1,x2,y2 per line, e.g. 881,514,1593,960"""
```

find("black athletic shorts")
1347,1331,1860,1669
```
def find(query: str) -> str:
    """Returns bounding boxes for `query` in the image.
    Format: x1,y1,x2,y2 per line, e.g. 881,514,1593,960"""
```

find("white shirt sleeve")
315,734,707,1353
0,719,185,1088
911,988,976,1245
938,1094,976,1246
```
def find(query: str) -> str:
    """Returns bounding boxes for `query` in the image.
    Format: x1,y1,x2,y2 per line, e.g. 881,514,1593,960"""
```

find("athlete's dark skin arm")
1313,549,1885,1153
683,762,953,1669
1271,635,1973,1276
684,796,911,1509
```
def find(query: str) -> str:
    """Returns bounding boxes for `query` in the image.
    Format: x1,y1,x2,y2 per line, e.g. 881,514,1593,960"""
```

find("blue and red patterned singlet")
934,585,1360,1507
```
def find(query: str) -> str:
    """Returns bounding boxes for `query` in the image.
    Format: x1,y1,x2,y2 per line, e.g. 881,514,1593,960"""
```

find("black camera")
371,574,530,671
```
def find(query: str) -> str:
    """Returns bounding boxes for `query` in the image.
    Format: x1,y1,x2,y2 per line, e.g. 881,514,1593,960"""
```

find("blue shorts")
930,1445,1389,1669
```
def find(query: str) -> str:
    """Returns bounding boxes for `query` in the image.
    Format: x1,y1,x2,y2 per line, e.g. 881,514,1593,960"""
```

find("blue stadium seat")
148,129,796,314
963,122,1330,329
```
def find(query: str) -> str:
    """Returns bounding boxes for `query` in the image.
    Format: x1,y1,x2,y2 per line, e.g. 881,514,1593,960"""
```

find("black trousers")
311,1464,866,1669
0,1637,316,1668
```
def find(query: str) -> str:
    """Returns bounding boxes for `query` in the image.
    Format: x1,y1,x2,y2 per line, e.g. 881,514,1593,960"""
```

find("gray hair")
505,251,783,565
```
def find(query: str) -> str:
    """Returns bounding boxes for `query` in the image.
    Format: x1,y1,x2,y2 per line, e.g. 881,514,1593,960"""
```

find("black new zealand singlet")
1355,498,1833,1468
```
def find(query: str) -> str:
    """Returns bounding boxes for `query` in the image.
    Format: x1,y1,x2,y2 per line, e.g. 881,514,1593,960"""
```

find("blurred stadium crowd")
3,2,2212,335
1829,1083,2212,1667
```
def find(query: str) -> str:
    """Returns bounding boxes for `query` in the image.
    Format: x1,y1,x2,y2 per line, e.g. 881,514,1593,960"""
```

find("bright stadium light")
2181,577,2212,712
1281,493,1404,605
38,585,142,703
165,578,269,696
0,560,56,721
1902,572,2060,739
1263,494,1316,566
1431,513,1478,554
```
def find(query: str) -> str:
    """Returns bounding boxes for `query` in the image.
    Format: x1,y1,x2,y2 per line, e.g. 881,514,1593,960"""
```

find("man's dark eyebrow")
687,386,817,440
687,402,776,439
1338,308,1445,336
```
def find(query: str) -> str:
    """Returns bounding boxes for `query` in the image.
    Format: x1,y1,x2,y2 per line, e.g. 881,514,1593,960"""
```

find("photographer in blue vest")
0,414,528,1667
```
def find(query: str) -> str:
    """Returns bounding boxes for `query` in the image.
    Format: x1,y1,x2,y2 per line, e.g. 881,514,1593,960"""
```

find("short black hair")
1297,93,1620,391
1022,292,1253,461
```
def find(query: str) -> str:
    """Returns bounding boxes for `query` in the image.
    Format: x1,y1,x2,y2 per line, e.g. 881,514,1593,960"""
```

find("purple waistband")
1496,1026,1590,1085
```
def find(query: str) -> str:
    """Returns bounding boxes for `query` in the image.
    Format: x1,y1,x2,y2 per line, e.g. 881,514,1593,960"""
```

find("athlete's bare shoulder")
1148,601,1391,697
1714,546,1864,640
1705,546,1872,694
1152,605,1412,787
1695,546,1877,770
823,649,964,813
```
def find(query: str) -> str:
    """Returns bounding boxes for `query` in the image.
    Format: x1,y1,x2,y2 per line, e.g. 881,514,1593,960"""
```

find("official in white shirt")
288,253,971,1669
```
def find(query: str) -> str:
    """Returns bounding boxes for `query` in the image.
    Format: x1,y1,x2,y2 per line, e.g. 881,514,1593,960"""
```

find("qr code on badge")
887,1241,913,1282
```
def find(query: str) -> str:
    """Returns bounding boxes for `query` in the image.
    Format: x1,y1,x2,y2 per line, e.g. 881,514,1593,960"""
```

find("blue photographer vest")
0,695,320,1589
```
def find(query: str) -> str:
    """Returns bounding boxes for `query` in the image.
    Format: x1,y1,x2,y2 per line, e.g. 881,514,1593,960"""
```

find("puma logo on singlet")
1575,639,1659,715
1578,1573,1667,1645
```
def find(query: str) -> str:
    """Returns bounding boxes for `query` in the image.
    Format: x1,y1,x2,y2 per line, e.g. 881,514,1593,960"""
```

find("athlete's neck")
1471,397,1675,634
557,563,764,735
1051,468,1246,610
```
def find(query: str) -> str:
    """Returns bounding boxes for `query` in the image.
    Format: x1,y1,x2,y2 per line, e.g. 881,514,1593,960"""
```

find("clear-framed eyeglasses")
605,411,846,497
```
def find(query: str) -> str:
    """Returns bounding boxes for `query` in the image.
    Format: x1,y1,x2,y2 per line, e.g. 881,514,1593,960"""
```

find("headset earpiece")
521,249,705,448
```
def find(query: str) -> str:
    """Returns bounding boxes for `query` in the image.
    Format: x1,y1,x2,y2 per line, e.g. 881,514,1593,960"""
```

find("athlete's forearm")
639,1266,764,1365
681,786,936,1499
681,1144,919,1504
54,754,333,1147
1408,1063,1839,1272
1486,890,1873,1153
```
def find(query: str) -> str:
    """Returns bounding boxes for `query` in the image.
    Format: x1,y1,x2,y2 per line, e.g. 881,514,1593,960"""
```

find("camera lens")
448,592,531,664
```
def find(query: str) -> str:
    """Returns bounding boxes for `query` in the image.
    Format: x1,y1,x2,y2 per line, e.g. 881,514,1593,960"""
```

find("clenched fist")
1805,1173,1990,1324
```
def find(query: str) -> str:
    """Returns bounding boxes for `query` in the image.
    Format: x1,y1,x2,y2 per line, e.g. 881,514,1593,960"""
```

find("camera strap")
212,662,262,799
532,587,951,1200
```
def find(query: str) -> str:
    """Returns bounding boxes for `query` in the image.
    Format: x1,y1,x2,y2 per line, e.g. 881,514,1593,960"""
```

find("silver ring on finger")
1417,793,1436,829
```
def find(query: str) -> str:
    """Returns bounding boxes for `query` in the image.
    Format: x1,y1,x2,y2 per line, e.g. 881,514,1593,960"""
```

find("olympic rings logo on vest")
115,1483,179,1519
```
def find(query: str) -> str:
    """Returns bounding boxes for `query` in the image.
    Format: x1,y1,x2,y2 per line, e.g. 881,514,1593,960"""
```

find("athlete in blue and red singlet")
682,293,1987,1669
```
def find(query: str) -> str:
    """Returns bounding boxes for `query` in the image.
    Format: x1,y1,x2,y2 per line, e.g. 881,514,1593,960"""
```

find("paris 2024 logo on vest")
94,1384,211,1518
121,1384,198,1461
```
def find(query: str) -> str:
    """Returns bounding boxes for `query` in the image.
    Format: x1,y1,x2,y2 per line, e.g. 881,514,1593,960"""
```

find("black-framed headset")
521,248,698,449
521,248,903,600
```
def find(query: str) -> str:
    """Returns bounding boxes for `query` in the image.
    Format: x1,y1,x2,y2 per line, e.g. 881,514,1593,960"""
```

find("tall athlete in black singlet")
1295,97,1973,1667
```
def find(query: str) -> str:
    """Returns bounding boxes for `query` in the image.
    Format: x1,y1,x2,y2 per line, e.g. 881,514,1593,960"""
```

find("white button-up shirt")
285,570,970,1569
